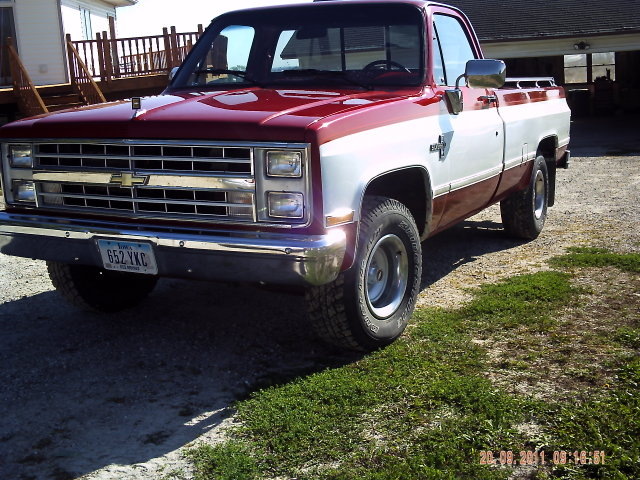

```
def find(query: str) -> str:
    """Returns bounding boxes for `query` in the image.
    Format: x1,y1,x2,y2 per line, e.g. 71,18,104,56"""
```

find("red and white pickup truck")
0,0,570,350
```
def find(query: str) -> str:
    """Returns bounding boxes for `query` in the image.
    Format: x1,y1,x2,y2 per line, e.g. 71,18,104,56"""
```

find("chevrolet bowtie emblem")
110,172,149,187
430,135,447,159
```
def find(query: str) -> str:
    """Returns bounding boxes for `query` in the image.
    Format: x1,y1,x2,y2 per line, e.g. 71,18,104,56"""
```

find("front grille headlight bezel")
8,144,34,168
255,146,311,225
2,142,37,206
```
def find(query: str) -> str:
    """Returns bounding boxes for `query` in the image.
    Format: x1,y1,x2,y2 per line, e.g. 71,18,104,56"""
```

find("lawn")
185,247,640,480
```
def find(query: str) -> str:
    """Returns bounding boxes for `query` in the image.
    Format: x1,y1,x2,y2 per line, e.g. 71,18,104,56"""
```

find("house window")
564,52,615,84
592,52,615,81
81,7,93,40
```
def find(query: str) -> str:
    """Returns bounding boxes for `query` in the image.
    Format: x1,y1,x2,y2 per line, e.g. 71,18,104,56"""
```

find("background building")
0,0,136,86
446,0,640,114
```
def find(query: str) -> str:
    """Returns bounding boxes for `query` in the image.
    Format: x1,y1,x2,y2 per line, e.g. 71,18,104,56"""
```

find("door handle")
479,95,498,105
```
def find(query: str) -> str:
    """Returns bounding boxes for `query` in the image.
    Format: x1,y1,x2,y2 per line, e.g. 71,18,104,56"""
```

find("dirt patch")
477,268,639,402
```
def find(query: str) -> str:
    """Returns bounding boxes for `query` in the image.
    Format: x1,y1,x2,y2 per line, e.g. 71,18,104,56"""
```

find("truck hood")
0,87,414,142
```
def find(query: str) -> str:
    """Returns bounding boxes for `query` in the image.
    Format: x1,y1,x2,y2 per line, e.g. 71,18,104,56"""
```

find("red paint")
555,144,568,162
0,88,422,143
430,195,447,233
432,175,501,234
497,86,565,107
493,161,534,201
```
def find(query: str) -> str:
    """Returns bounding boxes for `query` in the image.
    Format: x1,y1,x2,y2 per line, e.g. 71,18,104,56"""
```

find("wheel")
500,154,549,239
362,59,411,73
47,261,158,312
306,196,422,351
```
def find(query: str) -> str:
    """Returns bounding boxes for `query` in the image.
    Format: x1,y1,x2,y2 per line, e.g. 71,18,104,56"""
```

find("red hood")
0,88,414,142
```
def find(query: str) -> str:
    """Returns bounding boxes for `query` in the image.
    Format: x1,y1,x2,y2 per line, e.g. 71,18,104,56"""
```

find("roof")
440,0,640,41
102,0,137,7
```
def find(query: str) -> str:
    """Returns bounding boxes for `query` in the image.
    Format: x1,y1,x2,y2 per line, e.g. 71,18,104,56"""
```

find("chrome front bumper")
0,212,347,286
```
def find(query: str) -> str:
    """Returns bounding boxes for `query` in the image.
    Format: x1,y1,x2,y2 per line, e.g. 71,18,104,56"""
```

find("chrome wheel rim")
365,234,409,319
533,170,545,220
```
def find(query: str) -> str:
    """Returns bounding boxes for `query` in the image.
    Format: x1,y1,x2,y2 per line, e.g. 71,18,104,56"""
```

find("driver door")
431,11,504,228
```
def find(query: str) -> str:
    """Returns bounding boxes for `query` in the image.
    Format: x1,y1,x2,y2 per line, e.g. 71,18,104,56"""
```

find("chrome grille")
38,182,254,219
35,143,252,174
32,141,256,222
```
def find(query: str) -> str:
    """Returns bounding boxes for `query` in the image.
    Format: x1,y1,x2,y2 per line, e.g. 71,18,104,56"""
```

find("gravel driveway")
1,114,638,480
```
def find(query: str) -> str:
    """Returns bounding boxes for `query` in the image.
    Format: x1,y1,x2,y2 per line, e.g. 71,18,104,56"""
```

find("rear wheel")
306,196,422,351
500,154,549,240
47,261,158,312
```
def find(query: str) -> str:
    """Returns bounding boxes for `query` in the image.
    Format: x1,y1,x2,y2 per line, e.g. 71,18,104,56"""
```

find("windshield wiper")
192,68,262,86
281,69,372,90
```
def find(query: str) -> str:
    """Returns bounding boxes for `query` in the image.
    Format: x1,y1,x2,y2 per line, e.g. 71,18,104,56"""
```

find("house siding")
13,0,68,85
61,0,117,38
483,34,640,60
10,0,119,86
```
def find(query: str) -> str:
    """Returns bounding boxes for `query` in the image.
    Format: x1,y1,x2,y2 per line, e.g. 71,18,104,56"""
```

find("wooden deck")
0,73,171,121
1,26,203,120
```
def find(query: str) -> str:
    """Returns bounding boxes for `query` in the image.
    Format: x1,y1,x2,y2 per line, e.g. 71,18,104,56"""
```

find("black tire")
47,261,158,312
500,154,549,240
306,196,422,351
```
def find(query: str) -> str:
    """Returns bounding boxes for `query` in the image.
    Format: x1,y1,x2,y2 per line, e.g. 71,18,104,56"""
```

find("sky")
116,0,310,38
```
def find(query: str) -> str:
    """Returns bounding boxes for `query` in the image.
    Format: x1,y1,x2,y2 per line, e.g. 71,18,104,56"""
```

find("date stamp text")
479,450,606,466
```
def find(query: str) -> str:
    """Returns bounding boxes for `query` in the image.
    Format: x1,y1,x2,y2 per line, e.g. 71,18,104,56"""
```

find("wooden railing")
65,36,106,105
68,26,203,83
6,37,48,116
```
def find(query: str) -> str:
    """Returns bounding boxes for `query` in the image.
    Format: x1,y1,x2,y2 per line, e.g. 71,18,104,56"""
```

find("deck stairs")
7,37,104,117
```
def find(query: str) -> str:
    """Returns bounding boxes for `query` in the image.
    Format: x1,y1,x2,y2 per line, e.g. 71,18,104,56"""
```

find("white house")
1,0,136,86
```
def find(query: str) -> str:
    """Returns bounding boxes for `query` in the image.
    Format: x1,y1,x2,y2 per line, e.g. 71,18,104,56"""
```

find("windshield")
172,3,425,90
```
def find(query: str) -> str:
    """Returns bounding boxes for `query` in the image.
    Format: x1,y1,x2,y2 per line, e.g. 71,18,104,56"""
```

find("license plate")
97,240,158,275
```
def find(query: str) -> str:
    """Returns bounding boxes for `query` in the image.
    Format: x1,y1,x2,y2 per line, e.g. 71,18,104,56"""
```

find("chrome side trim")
432,184,450,198
450,165,503,192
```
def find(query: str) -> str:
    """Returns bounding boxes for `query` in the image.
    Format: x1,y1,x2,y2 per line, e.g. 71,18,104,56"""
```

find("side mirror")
464,59,506,89
445,59,506,115
168,66,179,82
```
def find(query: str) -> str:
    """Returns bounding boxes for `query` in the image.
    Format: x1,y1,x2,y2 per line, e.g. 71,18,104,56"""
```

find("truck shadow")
0,217,520,479
0,279,356,479
569,113,640,158
420,219,523,289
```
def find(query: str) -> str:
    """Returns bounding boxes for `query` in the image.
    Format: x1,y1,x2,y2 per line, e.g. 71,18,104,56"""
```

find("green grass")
540,358,640,479
187,248,639,480
549,247,640,273
459,270,576,331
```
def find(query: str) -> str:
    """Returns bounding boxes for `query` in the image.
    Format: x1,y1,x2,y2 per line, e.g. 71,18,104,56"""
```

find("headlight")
9,144,33,168
266,151,302,178
267,192,304,218
12,180,37,203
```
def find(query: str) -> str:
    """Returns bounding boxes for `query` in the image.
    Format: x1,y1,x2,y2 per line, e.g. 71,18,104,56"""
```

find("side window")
214,25,255,71
432,26,446,85
433,14,476,86
186,25,255,85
